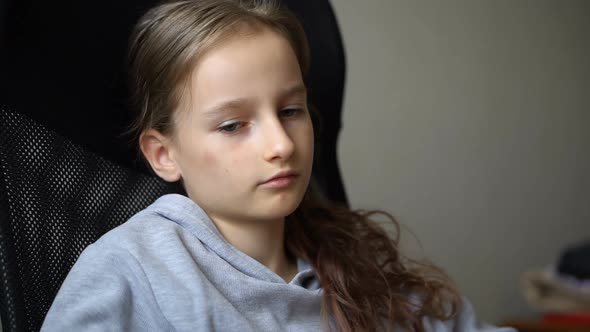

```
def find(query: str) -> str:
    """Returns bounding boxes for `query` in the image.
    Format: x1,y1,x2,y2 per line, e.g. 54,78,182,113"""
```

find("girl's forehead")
194,27,296,76
183,28,303,110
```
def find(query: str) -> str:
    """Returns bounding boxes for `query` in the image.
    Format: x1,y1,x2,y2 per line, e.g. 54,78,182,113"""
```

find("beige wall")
332,0,590,323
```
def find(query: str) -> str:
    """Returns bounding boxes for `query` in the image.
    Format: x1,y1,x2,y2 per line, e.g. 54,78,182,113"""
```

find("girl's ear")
139,129,182,182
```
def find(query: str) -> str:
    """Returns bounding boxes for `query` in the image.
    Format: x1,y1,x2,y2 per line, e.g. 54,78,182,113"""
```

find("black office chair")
0,108,181,331
0,1,348,331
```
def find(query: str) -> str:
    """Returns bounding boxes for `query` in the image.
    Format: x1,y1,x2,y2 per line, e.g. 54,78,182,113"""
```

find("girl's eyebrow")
202,98,253,118
281,84,307,99
202,83,307,117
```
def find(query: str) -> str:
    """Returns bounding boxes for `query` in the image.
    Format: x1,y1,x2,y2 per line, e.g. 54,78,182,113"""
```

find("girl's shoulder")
420,297,517,332
90,193,210,255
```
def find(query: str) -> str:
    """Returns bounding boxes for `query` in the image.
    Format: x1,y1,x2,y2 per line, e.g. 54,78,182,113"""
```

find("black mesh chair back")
0,109,180,332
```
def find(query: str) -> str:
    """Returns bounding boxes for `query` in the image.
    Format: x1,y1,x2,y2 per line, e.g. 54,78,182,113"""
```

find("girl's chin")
256,201,301,220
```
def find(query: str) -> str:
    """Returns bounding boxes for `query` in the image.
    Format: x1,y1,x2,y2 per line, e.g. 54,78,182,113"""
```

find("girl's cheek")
202,149,218,166
231,157,243,169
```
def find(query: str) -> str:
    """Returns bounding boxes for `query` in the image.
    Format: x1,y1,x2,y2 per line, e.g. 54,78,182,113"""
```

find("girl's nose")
262,117,295,162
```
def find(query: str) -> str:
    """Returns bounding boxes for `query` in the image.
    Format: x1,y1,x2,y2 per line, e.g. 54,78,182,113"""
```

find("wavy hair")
127,0,461,330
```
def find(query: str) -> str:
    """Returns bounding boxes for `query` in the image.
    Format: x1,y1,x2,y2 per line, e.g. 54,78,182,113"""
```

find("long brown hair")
127,0,461,331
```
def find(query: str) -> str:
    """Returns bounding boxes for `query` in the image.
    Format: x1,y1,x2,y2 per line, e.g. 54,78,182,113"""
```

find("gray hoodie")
41,194,515,331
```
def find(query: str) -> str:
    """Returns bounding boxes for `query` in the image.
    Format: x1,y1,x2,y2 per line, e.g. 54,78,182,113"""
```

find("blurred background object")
509,240,590,330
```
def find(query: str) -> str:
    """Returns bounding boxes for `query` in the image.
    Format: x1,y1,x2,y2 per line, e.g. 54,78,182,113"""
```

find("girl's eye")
279,108,302,118
218,122,243,133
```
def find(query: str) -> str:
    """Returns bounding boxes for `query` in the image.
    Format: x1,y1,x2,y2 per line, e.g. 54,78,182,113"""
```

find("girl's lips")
259,174,298,188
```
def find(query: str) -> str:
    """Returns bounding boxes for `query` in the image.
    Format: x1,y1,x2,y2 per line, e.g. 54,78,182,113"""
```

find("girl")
42,0,515,331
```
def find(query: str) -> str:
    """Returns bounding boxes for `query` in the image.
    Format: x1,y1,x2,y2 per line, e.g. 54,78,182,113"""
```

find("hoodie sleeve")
422,297,516,332
40,243,174,332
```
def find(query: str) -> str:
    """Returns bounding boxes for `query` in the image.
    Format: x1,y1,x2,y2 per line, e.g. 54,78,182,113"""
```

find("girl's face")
168,27,314,224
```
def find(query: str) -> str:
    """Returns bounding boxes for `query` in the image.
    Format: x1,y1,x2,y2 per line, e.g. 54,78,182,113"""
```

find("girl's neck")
208,214,297,282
